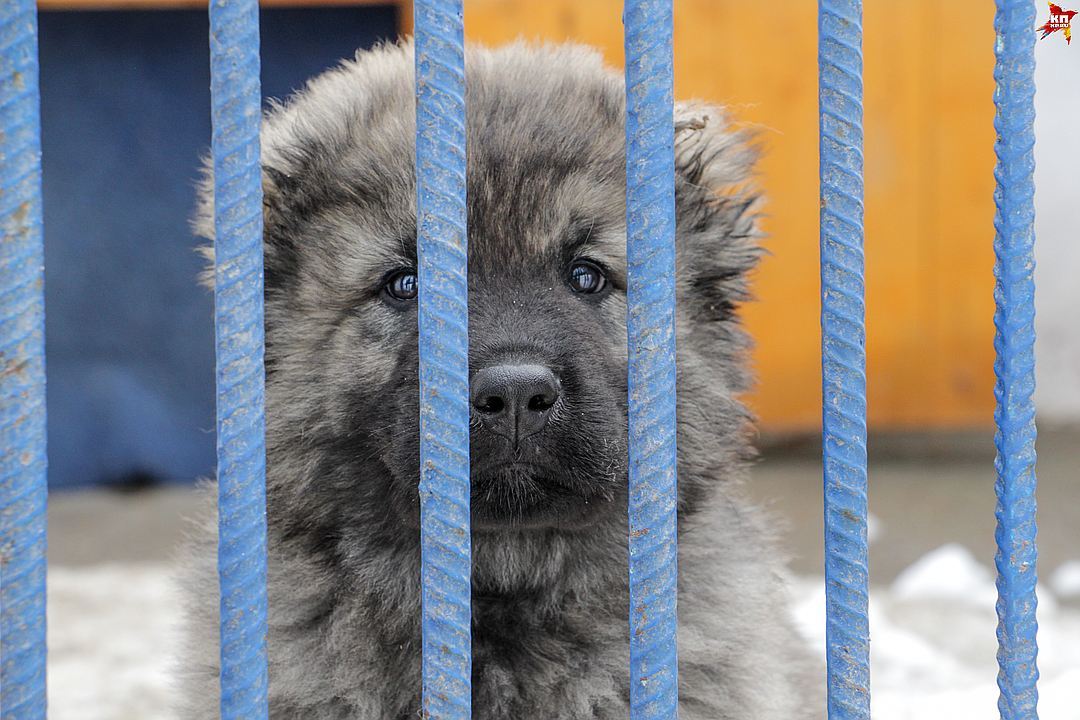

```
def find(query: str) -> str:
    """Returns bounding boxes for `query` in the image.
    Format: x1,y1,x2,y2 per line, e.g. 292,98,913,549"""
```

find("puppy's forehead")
266,43,629,276
467,131,626,274
463,46,626,270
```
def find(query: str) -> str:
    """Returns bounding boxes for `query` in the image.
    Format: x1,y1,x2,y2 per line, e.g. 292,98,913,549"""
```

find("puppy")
179,41,819,719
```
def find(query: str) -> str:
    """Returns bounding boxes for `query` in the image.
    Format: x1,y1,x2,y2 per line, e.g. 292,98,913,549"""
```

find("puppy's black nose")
471,364,560,445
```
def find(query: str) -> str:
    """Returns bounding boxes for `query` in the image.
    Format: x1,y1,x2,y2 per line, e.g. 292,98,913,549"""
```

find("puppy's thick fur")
179,41,819,719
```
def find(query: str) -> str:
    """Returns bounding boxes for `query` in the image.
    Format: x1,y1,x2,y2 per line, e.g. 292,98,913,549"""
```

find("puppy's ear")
262,165,298,217
257,165,303,293
193,161,300,293
673,101,762,325
674,101,757,194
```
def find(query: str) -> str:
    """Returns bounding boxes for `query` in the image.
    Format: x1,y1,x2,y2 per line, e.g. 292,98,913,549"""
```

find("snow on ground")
791,545,1080,720
48,564,181,719
47,546,1080,719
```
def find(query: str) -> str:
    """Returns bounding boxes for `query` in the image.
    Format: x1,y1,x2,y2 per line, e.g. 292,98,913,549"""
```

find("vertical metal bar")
819,1,870,718
0,0,47,717
209,0,269,717
992,2,1039,718
414,2,471,718
624,1,678,717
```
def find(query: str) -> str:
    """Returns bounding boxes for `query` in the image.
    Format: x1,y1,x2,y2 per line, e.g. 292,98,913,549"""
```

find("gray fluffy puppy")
179,41,819,719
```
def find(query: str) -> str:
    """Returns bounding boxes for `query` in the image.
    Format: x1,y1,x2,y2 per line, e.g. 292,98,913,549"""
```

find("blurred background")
40,0,1080,486
32,0,1079,718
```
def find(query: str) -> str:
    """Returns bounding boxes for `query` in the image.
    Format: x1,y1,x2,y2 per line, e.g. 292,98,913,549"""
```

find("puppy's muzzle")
471,364,560,447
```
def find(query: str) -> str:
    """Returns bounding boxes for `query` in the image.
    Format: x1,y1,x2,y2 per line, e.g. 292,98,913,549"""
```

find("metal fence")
0,1,1040,719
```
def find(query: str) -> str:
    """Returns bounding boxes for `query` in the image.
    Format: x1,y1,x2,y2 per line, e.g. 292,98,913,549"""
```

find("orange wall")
461,0,998,431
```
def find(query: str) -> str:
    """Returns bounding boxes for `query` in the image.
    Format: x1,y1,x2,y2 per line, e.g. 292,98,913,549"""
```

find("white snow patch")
891,543,997,606
1050,560,1080,600
46,550,1080,719
791,545,1080,719
48,564,181,720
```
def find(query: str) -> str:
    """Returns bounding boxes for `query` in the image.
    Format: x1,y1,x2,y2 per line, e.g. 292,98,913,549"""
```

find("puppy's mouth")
469,461,613,532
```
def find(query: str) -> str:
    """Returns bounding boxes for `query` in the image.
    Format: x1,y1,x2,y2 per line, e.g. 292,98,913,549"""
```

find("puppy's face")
387,193,631,532
200,43,759,552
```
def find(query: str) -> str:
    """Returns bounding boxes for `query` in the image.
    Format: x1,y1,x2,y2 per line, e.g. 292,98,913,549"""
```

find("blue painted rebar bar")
992,2,1039,718
0,0,47,717
414,1,471,718
819,1,870,718
624,1,678,717
209,0,269,717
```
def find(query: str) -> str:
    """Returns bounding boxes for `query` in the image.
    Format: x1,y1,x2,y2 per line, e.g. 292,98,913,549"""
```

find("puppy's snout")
471,364,560,444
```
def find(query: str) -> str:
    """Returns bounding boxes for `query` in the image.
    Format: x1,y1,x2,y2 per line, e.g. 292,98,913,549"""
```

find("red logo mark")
1039,3,1077,44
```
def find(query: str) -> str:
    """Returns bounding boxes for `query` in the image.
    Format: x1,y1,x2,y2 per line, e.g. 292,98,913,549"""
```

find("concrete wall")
1034,36,1080,424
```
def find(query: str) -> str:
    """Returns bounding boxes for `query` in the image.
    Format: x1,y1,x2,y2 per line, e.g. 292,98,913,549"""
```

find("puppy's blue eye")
385,270,418,301
568,262,607,294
